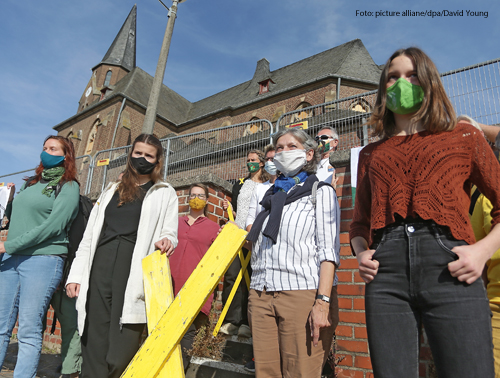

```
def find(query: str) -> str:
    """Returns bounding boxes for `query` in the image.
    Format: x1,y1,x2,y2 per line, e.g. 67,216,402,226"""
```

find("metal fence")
84,119,274,196
441,58,500,126
87,146,131,199
163,119,273,183
276,91,378,149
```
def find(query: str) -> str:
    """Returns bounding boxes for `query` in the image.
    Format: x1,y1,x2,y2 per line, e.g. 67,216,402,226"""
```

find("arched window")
104,70,112,87
243,117,262,136
85,121,99,156
291,102,313,122
349,99,371,113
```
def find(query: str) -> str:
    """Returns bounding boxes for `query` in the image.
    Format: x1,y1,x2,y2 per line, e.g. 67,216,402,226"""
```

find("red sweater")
169,215,220,316
350,122,500,247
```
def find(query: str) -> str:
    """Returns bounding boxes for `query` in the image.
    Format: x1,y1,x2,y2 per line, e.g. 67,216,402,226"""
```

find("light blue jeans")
0,253,64,378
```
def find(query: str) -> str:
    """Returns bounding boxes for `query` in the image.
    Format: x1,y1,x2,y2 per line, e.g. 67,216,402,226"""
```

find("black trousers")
221,248,251,326
179,312,208,371
81,237,145,378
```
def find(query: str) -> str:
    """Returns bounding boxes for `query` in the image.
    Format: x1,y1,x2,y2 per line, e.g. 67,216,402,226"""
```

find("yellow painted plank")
213,249,251,336
142,250,184,378
121,223,247,378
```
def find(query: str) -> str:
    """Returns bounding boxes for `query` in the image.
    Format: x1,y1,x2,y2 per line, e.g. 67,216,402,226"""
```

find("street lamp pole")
142,0,184,134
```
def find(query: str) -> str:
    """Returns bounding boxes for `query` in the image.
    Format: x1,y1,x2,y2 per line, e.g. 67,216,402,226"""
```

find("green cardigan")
5,180,80,256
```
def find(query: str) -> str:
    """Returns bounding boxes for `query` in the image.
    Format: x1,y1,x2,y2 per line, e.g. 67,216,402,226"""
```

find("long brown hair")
117,134,164,205
189,183,209,216
369,47,456,138
247,149,268,182
28,135,78,186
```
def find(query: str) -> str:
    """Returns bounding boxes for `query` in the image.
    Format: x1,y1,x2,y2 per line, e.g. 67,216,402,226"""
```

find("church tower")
77,5,137,113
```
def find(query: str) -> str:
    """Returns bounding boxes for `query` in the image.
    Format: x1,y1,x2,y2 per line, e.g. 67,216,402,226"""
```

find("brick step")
186,337,254,377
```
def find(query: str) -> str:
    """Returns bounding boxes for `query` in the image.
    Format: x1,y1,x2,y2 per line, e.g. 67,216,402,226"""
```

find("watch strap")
315,294,330,303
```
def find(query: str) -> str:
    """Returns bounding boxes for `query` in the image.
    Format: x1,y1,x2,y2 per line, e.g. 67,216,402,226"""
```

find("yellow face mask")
189,197,207,210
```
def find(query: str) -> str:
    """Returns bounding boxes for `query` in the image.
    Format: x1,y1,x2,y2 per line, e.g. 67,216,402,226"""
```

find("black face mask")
130,156,156,175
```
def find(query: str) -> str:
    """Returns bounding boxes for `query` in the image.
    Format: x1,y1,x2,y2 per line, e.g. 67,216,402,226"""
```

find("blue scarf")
273,171,309,193
247,174,327,244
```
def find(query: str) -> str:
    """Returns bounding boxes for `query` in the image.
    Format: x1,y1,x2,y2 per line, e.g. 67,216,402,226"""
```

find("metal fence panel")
75,155,93,195
162,119,273,184
87,146,131,199
276,91,378,150
440,58,500,125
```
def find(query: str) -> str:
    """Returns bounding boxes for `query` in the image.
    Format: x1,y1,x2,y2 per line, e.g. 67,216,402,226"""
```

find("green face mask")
247,162,260,173
386,78,424,115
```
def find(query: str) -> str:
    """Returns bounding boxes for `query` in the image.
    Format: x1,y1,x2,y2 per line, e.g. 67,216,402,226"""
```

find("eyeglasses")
315,135,332,141
265,157,274,162
189,194,207,199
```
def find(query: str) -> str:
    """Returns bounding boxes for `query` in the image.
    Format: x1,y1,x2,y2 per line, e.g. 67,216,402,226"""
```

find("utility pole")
142,0,185,134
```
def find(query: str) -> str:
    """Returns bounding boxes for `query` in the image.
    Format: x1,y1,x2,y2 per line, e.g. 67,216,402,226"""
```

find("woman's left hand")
308,300,331,347
0,242,5,254
448,243,491,284
154,238,175,256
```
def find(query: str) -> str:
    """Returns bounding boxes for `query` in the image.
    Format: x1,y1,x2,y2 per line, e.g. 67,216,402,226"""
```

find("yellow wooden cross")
121,223,247,377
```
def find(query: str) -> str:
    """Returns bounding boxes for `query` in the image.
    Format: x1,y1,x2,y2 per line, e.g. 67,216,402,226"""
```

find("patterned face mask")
189,197,207,210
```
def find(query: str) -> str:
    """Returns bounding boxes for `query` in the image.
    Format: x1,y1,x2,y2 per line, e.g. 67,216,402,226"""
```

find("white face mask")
273,149,307,177
264,161,277,175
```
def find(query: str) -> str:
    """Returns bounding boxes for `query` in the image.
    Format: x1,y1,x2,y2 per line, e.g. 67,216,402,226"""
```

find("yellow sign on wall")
285,120,308,130
96,159,110,167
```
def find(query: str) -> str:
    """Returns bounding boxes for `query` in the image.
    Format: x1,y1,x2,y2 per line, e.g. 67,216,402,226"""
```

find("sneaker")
238,324,252,338
244,359,255,373
219,323,239,335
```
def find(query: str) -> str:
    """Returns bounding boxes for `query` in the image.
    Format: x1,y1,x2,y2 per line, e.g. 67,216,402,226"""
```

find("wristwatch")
315,294,330,303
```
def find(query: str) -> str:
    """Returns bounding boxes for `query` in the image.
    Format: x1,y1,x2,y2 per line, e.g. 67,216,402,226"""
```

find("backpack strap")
469,187,481,216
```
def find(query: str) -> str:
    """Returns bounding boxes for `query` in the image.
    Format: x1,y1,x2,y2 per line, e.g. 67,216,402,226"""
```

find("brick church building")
53,5,381,162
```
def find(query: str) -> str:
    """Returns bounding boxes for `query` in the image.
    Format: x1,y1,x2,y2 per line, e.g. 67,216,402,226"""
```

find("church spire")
94,5,137,72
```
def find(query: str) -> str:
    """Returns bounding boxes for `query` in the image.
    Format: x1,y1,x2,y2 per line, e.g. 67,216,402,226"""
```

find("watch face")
85,87,92,97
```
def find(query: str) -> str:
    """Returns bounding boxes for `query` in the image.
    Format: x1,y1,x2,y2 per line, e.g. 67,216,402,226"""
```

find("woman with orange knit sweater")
350,47,500,378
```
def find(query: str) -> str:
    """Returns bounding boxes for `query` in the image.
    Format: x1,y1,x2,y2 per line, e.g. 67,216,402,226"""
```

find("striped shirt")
250,183,340,291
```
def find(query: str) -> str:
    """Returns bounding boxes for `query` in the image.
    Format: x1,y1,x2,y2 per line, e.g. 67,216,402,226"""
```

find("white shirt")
246,181,271,229
250,183,340,291
316,157,335,183
0,187,11,221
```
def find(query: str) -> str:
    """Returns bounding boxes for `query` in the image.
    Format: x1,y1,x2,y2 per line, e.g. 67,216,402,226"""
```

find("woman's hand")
448,243,491,284
309,300,331,347
66,283,80,298
222,199,229,211
0,242,5,254
155,238,175,256
356,249,379,283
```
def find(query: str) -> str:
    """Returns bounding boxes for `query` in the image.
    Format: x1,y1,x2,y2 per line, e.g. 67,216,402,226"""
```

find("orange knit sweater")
349,122,500,247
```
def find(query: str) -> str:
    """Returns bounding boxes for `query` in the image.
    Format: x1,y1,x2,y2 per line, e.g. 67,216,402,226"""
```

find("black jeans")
365,219,494,378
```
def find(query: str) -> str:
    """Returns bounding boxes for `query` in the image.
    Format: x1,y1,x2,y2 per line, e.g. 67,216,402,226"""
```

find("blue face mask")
40,151,65,169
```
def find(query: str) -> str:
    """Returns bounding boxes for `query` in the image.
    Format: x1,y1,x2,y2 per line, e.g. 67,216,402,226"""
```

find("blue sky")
0,0,498,185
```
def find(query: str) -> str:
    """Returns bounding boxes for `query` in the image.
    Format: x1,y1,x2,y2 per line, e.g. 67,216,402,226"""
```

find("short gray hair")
272,128,320,174
318,126,339,141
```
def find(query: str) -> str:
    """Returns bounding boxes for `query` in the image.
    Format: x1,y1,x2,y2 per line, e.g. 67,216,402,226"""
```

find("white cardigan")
67,181,178,335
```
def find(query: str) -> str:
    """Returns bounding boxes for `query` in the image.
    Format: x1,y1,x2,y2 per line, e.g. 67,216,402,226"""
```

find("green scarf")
41,167,65,197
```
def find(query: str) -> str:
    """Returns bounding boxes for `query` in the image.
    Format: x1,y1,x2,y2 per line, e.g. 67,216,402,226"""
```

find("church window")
104,70,112,87
291,102,314,122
